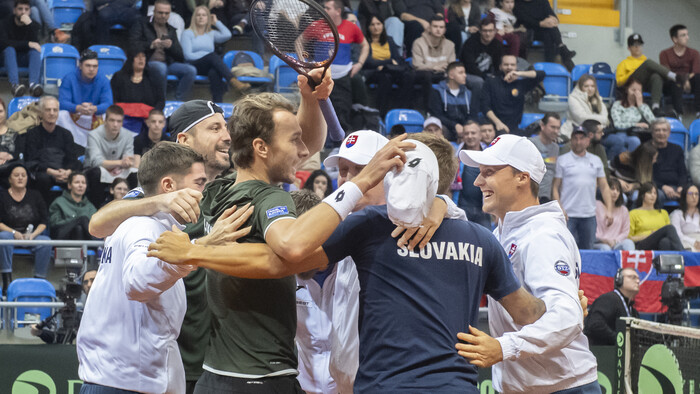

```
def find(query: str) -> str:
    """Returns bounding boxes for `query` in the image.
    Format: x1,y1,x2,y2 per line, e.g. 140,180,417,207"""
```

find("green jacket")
49,190,97,228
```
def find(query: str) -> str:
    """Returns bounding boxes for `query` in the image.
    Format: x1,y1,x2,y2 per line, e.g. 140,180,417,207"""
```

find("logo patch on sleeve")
554,260,570,276
123,187,144,199
508,243,517,258
266,206,289,219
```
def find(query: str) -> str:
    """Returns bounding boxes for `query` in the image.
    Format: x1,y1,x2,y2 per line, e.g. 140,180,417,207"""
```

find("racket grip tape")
318,98,345,142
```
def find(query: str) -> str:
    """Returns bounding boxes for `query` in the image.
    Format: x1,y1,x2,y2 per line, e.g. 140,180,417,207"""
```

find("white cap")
423,116,442,129
384,140,439,228
323,130,389,168
459,134,546,184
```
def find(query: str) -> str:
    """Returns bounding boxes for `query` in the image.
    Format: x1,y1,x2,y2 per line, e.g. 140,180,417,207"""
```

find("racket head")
249,0,339,81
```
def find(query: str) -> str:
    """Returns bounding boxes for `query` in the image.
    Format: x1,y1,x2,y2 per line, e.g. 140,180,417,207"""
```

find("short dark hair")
480,14,496,29
290,189,322,215
581,119,602,134
541,112,561,125
138,142,204,196
389,124,406,138
80,49,98,63
430,14,444,24
148,109,164,118
14,0,30,7
670,24,687,39
68,171,86,185
324,0,343,11
106,105,124,118
110,177,128,189
446,61,465,75
154,0,171,7
480,119,496,129
635,182,659,209
607,177,624,207
303,170,334,197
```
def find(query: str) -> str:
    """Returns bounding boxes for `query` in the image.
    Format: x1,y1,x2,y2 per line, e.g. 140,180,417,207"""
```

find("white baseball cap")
459,134,546,184
323,130,389,168
384,140,439,228
423,116,442,129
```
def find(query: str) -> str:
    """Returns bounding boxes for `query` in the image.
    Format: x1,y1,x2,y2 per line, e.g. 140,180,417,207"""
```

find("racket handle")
318,98,345,142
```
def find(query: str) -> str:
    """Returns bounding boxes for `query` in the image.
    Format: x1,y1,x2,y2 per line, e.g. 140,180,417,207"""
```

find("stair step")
555,6,620,27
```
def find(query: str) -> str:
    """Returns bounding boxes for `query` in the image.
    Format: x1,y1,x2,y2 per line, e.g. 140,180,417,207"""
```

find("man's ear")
176,132,188,145
252,137,269,160
160,176,177,194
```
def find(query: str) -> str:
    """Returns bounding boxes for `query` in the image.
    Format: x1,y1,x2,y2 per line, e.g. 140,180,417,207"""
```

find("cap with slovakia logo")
323,130,389,167
458,134,547,184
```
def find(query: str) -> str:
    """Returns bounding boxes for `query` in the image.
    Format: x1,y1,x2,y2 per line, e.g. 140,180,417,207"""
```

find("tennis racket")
249,0,345,141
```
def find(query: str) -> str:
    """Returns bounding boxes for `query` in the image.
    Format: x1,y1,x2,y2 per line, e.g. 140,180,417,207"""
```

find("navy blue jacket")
482,70,545,132
429,80,473,141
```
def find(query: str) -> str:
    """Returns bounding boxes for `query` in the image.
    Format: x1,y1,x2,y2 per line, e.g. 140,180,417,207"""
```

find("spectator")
455,120,491,228
57,49,114,147
363,15,415,117
388,124,406,138
445,0,480,50
0,161,51,296
303,169,335,198
660,25,700,120
49,171,97,240
422,116,443,136
428,61,475,141
140,0,188,38
322,0,369,133
480,120,496,144
690,141,700,186
593,177,635,251
412,15,455,110
616,33,683,117
103,177,129,206
609,142,657,200
130,0,197,102
0,0,43,97
182,6,249,102
629,182,683,251
85,105,139,207
491,0,527,57
583,267,639,346
392,0,442,57
608,77,650,158
650,118,687,204
561,75,609,139
459,16,504,81
28,0,70,43
552,126,614,250
20,96,82,204
560,119,610,177
358,0,403,46
670,184,700,251
528,112,560,200
94,0,141,44
134,109,168,161
483,54,545,135
0,98,20,165
111,47,166,112
513,0,576,70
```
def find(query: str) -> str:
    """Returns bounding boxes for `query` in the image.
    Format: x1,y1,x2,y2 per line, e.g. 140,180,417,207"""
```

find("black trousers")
533,26,564,63
85,167,138,208
414,70,445,111
193,371,304,394
329,75,353,134
32,171,62,204
404,20,424,58
364,68,415,116
189,53,234,103
635,225,684,251
51,216,91,240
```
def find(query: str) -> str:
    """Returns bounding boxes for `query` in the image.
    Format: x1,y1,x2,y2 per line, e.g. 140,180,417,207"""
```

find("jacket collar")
498,201,566,237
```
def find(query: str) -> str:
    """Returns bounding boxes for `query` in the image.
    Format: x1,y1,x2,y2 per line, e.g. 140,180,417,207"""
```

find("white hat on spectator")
423,117,442,129
384,140,439,228
459,134,546,184
323,130,389,168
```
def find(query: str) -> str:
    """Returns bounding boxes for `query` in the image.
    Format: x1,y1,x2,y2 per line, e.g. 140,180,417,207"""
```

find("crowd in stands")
3,0,700,299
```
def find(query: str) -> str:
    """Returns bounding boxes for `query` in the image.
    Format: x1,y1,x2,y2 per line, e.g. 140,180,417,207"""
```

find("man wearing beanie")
456,134,600,393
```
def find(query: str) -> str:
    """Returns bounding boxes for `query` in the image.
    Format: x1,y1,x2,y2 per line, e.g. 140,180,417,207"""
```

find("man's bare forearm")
297,93,327,155
89,197,162,238
499,287,547,326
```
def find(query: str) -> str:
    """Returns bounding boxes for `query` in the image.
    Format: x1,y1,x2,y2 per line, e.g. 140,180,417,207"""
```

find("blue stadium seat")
666,117,689,151
7,278,56,329
518,112,544,129
222,51,272,85
51,0,84,28
8,96,39,117
89,45,126,80
41,43,79,87
163,101,183,118
269,55,299,94
571,64,591,86
690,119,700,147
533,62,571,99
216,102,234,119
592,73,616,103
385,109,424,134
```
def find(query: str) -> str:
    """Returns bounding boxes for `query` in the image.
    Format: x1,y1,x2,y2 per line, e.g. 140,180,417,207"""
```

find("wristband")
323,181,363,220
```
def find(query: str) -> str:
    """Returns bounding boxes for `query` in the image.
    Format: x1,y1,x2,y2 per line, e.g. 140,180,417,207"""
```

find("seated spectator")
0,0,43,97
594,177,635,251
388,124,406,138
608,77,649,158
363,16,414,116
616,33,683,117
303,169,335,198
0,162,51,296
609,142,657,201
413,15,455,110
482,54,545,135
445,0,480,50
670,184,700,251
94,0,141,44
459,16,503,81
491,0,527,58
20,96,83,203
455,120,491,228
528,112,560,200
48,172,97,240
140,0,188,38
111,47,166,112
513,0,575,70
103,177,129,207
660,25,700,120
28,0,70,43
629,182,683,251
358,0,403,49
130,0,197,102
428,62,475,141
422,116,443,136
392,0,442,57
134,109,168,161
561,75,609,139
560,119,610,177
84,105,139,206
182,6,249,102
57,49,114,147
0,98,20,165
480,120,496,144
650,118,687,204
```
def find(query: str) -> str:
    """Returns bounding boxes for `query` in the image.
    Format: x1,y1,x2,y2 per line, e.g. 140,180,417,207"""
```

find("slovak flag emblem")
346,135,358,148
508,243,517,258
554,260,570,276
489,136,501,147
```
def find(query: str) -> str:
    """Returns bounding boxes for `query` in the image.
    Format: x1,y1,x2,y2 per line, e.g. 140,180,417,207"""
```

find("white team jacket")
77,213,194,394
488,201,598,394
